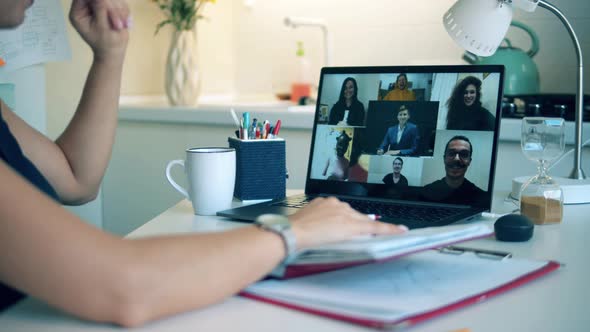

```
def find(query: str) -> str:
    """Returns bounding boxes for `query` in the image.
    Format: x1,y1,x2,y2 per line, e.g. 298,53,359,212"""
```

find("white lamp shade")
443,0,514,56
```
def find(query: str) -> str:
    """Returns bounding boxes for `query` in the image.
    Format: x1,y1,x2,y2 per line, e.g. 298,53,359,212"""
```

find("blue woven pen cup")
228,137,286,200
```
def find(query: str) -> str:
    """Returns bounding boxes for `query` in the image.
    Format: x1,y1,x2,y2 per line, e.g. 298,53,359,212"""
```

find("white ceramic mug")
166,147,236,215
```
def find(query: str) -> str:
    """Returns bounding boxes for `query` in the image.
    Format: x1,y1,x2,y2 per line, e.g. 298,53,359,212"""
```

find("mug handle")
166,160,189,198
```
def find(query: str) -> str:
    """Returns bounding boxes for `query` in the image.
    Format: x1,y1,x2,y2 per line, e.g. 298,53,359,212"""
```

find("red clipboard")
241,251,560,330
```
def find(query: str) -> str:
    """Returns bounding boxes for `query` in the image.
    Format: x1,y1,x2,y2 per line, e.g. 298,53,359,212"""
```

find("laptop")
218,65,504,229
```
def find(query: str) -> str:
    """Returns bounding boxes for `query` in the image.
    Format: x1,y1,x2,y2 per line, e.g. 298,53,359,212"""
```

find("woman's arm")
3,0,130,205
0,160,404,327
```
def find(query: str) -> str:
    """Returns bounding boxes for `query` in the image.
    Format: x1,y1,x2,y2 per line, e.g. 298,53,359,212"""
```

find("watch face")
257,214,290,227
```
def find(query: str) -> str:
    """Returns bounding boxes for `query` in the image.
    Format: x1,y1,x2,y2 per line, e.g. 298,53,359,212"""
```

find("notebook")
241,249,559,329
218,65,505,229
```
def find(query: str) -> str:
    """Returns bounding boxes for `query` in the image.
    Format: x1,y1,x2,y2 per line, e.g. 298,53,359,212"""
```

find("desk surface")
1,192,589,331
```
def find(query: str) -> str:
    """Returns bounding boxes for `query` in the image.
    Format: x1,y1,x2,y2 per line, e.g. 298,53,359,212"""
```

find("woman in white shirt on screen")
0,0,407,327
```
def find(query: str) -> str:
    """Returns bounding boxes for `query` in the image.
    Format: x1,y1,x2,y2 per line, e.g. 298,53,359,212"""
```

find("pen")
264,121,271,139
250,118,258,139
440,246,512,259
367,214,381,220
261,120,268,139
230,108,241,130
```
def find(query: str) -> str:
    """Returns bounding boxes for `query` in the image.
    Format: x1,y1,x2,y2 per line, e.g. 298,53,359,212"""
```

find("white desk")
1,192,589,331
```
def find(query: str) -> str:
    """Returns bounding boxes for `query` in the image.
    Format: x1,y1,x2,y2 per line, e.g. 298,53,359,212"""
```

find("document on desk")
271,223,494,278
243,250,559,329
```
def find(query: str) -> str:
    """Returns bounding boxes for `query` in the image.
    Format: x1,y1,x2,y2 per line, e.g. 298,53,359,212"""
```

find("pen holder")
228,137,286,200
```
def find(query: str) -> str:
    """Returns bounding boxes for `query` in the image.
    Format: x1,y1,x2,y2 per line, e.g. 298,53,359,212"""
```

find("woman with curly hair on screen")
446,76,495,131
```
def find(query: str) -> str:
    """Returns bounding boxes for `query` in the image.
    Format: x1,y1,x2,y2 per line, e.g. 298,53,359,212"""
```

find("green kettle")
463,21,540,96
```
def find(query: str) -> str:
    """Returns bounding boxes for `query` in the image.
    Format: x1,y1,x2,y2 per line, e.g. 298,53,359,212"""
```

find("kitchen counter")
119,97,590,144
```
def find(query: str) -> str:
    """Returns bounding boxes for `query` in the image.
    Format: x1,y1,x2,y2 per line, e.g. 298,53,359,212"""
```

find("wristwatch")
254,214,297,261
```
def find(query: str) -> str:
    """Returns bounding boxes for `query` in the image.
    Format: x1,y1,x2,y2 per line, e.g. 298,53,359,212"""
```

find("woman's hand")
69,0,130,61
289,197,408,249
385,150,400,156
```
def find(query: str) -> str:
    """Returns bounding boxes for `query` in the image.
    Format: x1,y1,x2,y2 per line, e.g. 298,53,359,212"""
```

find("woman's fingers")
106,0,130,30
290,197,408,249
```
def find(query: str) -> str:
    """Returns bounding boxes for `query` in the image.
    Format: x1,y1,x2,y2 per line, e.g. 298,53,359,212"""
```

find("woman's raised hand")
69,0,130,61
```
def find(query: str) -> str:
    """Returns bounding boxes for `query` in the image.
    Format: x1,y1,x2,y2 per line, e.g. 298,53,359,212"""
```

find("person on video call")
382,157,408,188
446,76,495,131
421,136,487,206
323,131,352,181
377,105,419,156
328,77,366,126
0,1,407,326
382,73,416,101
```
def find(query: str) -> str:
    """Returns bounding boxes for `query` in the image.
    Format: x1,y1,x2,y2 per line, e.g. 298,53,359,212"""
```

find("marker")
243,112,250,133
272,119,282,136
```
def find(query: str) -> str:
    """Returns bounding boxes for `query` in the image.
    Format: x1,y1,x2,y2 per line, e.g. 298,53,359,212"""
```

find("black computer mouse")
494,214,534,242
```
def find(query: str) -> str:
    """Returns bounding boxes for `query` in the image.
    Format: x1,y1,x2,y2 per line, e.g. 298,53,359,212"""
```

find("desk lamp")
443,0,590,204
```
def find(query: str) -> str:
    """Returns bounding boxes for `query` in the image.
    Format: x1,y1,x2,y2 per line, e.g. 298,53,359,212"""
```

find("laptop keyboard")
272,196,462,223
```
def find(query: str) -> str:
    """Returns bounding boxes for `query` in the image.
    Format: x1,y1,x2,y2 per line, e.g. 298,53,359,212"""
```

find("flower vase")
165,29,201,106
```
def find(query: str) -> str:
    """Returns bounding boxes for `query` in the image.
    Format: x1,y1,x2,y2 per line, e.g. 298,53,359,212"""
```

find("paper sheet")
0,0,71,73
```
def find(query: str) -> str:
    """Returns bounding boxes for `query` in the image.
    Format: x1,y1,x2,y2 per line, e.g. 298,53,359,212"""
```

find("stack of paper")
271,223,494,278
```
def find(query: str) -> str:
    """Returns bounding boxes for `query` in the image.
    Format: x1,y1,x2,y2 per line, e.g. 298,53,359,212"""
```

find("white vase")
165,29,201,106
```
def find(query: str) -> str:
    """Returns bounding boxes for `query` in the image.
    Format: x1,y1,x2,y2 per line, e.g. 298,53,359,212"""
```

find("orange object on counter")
0,57,5,67
290,83,310,104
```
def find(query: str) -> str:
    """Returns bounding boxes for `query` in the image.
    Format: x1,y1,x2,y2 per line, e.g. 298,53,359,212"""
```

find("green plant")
152,0,216,34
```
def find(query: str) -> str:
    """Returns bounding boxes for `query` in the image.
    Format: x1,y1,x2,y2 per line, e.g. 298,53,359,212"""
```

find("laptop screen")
306,65,504,209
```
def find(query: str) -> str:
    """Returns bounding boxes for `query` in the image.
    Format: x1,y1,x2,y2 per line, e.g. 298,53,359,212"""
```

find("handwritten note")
0,0,71,74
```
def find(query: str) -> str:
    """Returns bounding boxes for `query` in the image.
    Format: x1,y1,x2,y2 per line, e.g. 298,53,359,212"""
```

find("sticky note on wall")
0,83,16,109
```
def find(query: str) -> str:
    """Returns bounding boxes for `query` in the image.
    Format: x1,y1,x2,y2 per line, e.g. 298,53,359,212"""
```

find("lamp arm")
537,0,586,179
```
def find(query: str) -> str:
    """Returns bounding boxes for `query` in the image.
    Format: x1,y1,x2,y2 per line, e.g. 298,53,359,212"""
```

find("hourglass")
520,117,565,224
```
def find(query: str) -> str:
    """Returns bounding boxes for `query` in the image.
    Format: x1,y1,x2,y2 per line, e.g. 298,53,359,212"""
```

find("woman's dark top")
0,103,59,311
446,105,495,131
328,99,366,126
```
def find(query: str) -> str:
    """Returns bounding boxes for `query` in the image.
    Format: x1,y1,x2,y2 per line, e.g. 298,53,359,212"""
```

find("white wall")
46,0,590,139
43,0,590,231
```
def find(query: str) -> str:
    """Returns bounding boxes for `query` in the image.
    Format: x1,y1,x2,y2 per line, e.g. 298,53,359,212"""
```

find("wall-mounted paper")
0,0,71,74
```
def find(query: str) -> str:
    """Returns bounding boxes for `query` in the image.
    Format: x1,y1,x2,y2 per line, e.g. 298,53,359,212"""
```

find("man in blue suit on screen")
377,105,419,156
